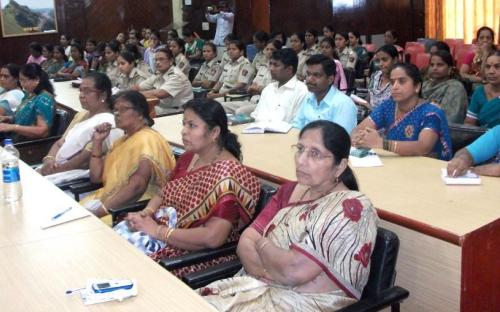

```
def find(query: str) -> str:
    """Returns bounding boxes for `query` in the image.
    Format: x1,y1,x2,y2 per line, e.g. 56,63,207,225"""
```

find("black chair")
107,183,277,285
448,122,486,154
337,228,409,312
16,107,75,165
68,180,103,201
185,228,409,312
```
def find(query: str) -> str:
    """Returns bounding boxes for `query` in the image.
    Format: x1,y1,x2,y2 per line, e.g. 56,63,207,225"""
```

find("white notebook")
242,121,292,134
41,206,91,229
349,148,383,167
441,168,481,185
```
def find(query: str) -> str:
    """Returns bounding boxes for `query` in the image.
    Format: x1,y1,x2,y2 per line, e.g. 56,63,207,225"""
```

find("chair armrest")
337,286,409,312
68,181,103,201
56,177,90,191
182,258,242,289
160,242,238,271
109,200,149,226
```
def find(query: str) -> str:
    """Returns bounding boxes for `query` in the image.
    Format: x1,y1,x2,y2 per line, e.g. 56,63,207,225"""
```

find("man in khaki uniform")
136,48,193,115
192,43,222,90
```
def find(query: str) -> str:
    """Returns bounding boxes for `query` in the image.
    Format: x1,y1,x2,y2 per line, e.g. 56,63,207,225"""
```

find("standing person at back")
251,48,309,124
293,54,357,133
205,1,234,47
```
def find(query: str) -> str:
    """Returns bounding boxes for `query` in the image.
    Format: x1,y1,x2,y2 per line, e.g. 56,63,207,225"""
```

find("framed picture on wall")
0,0,58,37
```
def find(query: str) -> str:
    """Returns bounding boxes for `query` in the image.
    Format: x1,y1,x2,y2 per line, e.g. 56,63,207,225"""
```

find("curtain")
425,0,500,43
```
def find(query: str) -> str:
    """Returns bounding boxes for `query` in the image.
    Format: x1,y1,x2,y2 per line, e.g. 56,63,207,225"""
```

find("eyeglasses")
113,106,135,114
79,88,100,95
291,144,333,161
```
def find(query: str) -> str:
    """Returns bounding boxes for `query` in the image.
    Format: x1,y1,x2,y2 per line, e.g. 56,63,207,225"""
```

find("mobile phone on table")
92,280,134,293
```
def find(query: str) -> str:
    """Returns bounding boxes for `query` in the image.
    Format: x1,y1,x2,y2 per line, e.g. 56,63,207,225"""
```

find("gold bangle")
258,239,271,252
43,155,55,161
101,203,109,215
165,228,175,243
393,141,398,153
155,225,165,240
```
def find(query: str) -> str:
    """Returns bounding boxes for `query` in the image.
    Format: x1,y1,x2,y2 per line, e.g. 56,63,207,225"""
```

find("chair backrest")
455,44,474,68
361,227,400,299
448,122,487,154
246,44,257,62
50,108,71,137
254,184,277,217
415,53,430,69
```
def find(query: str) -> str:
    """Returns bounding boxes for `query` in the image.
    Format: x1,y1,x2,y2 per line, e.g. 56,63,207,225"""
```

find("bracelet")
156,225,166,240
258,239,271,252
393,141,398,153
101,203,109,215
383,139,389,151
165,228,175,243
43,155,55,161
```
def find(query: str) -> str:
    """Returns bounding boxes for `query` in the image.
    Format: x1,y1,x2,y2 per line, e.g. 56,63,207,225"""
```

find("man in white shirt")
205,1,234,47
251,48,309,123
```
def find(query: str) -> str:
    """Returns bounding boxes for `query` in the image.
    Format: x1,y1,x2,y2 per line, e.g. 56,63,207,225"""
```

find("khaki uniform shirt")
251,51,267,73
193,58,222,84
106,61,121,87
175,54,191,77
336,47,357,70
218,56,254,93
219,51,231,69
139,66,193,111
118,67,150,90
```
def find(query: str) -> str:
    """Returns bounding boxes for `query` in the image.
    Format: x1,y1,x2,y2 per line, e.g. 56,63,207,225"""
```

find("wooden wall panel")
268,0,424,45
0,0,173,65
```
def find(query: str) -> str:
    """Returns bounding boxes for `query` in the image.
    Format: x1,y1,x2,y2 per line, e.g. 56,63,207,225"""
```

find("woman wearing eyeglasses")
80,90,175,220
200,120,378,311
40,73,123,176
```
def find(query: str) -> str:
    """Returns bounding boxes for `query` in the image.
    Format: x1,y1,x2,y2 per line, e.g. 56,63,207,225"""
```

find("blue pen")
52,207,72,220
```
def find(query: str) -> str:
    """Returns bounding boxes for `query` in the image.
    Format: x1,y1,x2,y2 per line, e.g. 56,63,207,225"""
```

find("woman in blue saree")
352,63,452,160
0,63,55,142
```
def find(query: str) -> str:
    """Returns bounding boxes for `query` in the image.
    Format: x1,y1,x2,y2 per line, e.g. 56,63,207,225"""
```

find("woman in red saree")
200,121,379,311
117,98,260,278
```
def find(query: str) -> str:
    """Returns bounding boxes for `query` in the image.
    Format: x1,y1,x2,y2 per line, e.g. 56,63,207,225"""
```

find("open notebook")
41,206,91,229
242,121,292,134
441,168,481,185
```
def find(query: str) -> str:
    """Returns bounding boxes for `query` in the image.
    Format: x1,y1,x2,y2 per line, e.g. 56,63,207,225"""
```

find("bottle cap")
4,138,13,146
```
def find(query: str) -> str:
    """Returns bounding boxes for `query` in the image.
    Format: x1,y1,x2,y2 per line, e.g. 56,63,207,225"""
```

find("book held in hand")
241,121,292,134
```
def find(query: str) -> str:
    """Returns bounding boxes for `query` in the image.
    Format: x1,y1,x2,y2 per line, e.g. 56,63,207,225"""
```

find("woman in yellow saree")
200,121,379,311
81,90,175,218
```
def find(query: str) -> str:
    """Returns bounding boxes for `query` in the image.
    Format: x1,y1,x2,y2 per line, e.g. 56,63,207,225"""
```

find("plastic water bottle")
2,138,22,202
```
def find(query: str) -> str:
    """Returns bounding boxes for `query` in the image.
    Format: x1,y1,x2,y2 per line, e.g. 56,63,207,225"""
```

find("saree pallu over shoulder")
264,191,378,300
200,191,379,312
81,127,175,205
160,158,260,228
371,99,453,160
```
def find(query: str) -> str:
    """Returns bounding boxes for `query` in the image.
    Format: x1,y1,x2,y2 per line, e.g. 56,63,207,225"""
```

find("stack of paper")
349,148,383,167
441,168,481,185
242,121,292,134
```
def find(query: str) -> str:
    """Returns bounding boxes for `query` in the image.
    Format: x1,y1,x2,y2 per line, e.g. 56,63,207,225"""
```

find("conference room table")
152,114,500,312
0,157,217,311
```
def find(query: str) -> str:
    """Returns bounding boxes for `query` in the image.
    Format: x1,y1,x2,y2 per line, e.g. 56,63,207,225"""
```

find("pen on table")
51,207,72,220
